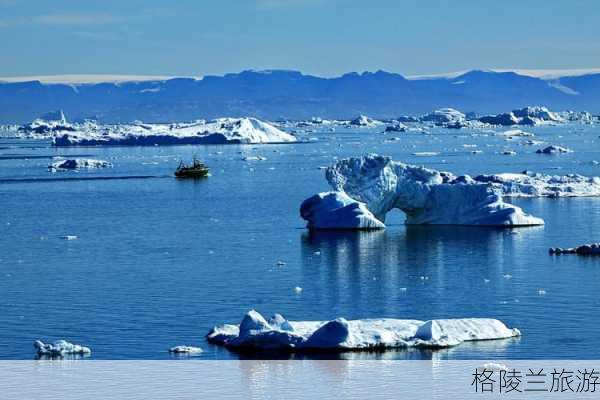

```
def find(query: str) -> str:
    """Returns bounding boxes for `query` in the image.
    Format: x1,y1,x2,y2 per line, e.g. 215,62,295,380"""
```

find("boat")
174,157,210,178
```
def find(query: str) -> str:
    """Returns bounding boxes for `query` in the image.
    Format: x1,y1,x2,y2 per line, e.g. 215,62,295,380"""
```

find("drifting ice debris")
300,154,544,229
60,235,78,240
294,286,303,294
242,156,267,161
49,158,113,170
34,340,91,357
496,129,534,138
169,346,203,354
502,150,517,155
536,145,573,154
206,310,521,352
413,152,439,156
549,243,600,256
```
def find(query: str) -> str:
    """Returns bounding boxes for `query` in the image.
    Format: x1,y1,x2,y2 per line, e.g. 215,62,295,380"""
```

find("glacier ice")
206,310,521,352
49,158,113,170
301,154,544,228
34,340,91,357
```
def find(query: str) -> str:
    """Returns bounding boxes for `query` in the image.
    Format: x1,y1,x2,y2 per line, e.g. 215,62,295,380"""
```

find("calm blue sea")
1,123,599,359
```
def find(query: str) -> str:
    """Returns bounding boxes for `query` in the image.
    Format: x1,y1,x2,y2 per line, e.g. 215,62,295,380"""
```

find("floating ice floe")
536,145,573,154
473,171,600,197
206,310,521,352
301,154,544,229
34,340,91,357
549,243,600,256
49,158,113,170
169,346,203,354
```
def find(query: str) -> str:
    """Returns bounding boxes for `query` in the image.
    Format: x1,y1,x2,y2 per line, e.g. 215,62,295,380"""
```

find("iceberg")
206,310,521,352
384,123,407,132
49,158,113,170
535,145,573,154
52,117,296,146
550,243,600,256
420,108,466,125
348,115,382,127
15,114,296,146
169,346,203,354
473,171,600,197
301,154,544,229
34,340,91,357
300,192,386,230
479,106,565,126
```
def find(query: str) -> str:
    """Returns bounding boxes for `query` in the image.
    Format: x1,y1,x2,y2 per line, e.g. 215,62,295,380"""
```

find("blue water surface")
1,123,599,359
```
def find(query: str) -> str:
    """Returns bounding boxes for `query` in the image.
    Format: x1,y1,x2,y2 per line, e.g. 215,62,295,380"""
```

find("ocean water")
1,123,599,360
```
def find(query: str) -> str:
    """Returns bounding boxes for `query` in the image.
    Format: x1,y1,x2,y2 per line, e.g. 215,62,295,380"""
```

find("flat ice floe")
301,154,544,228
16,114,296,146
34,339,91,357
206,310,521,352
49,158,113,170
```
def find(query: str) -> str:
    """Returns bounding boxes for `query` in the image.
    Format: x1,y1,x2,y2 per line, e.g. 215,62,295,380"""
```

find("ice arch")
300,154,544,229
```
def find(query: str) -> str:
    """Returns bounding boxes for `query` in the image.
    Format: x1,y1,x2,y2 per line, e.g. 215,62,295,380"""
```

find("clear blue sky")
0,0,598,77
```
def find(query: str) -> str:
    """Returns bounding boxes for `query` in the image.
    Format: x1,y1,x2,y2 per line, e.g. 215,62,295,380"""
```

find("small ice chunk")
169,346,203,354
34,339,91,356
61,235,78,240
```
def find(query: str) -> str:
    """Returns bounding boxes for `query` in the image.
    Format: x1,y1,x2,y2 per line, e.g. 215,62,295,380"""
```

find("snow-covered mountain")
1,69,599,123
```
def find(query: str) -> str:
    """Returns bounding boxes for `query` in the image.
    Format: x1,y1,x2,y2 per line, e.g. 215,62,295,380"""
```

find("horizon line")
2,68,600,84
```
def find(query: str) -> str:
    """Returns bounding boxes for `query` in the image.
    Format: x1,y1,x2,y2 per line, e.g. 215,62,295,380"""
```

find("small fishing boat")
174,157,210,178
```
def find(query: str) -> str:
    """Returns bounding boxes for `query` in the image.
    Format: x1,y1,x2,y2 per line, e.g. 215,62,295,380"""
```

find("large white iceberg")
479,106,565,126
206,310,521,352
15,114,296,146
51,117,296,146
301,154,544,229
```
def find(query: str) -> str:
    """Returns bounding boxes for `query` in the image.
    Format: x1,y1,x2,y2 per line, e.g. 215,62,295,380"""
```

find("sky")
0,0,599,78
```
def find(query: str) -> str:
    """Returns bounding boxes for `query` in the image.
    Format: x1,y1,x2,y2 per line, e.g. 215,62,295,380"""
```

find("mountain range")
1,69,599,123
